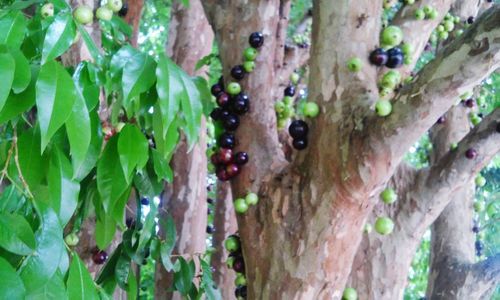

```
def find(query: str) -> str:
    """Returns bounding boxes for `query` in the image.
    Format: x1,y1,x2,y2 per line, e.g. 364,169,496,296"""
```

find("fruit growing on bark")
235,286,247,299
96,6,113,21
232,93,250,115
235,273,247,286
363,223,373,233
141,197,149,205
41,3,54,18
290,72,300,85
64,233,79,246
342,287,358,300
303,102,319,118
235,152,249,165
245,192,259,205
347,57,363,72
475,175,486,187
222,113,240,131
73,5,94,24
386,47,404,69
288,120,309,138
92,250,108,264
474,201,485,213
217,148,233,164
369,48,389,66
227,82,242,96
292,138,308,150
219,132,236,149
234,198,249,214
206,225,215,234
226,163,240,177
375,217,395,235
375,100,392,117
225,235,240,252
415,9,425,20
231,65,246,81
380,187,397,204
284,85,296,97
243,47,258,61
248,32,264,48
465,148,477,159
381,26,403,47
243,61,255,73
211,83,224,96
118,2,128,16
381,70,401,89
106,0,123,12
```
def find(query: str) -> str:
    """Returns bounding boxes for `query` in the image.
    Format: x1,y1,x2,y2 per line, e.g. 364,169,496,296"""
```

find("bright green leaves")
0,48,15,112
178,70,203,149
20,206,64,292
122,52,156,113
11,49,31,93
67,253,99,300
42,13,76,64
0,10,27,49
17,127,45,189
0,212,36,255
26,271,68,300
117,124,149,181
0,256,26,299
173,257,196,296
200,259,222,300
36,60,77,152
47,148,80,226
160,215,176,272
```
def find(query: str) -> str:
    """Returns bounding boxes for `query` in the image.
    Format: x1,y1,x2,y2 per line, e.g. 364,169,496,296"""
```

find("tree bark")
154,1,214,299
124,0,144,47
211,182,237,299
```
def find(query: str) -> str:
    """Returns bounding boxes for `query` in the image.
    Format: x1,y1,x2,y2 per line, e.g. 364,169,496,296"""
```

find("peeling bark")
154,1,213,299
211,182,237,299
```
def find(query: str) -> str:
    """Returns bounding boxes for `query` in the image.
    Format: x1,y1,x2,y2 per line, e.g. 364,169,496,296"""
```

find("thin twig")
12,128,34,199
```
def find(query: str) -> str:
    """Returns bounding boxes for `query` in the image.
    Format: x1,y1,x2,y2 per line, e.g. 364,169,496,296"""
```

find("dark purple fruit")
288,120,309,138
235,286,247,299
475,240,483,256
233,257,245,273
210,107,223,120
234,152,249,165
218,148,233,164
207,208,212,215
92,250,108,264
284,85,296,97
219,132,236,149
464,99,475,108
211,83,224,96
226,163,240,178
467,16,474,24
216,168,230,181
207,198,214,204
472,226,479,233
292,138,308,150
118,3,128,17
141,198,149,205
249,32,264,48
465,148,477,159
369,48,389,66
437,116,446,124
386,48,404,69
126,218,133,228
231,93,250,115
217,92,231,107
231,65,246,81
222,113,240,131
206,225,215,234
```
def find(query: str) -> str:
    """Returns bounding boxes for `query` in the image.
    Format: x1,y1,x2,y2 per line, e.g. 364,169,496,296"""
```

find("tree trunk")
154,0,214,299
211,182,237,299
124,0,144,47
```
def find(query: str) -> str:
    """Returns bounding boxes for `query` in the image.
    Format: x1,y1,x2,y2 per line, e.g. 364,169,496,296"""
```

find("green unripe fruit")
476,95,486,106
487,201,499,218
381,26,404,47
235,273,247,286
429,33,438,44
234,198,249,214
347,57,363,72
381,70,401,89
415,9,425,20
96,6,113,21
224,236,240,252
277,118,288,129
227,82,241,95
444,20,455,32
474,201,485,213
283,96,294,106
290,72,300,85
404,0,415,4
450,142,458,151
245,192,259,206
470,113,482,126
342,287,358,300
437,25,445,33
379,87,392,97
363,223,373,233
243,61,255,73
475,175,486,187
64,233,79,246
243,47,258,61
106,0,123,12
73,5,94,24
207,163,216,173
427,9,438,20
454,16,461,23
438,31,449,40
404,56,412,65
401,43,413,55
423,5,433,15
444,13,453,21
41,3,54,18
275,101,285,113
207,123,215,137
303,102,320,118
380,187,397,204
375,217,395,235
282,106,295,118
375,100,392,117
226,256,235,268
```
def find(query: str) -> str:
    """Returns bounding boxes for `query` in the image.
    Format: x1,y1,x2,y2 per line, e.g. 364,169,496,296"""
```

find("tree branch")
365,5,500,185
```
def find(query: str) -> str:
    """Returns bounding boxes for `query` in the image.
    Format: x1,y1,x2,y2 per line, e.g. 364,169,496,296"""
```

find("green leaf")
159,214,176,272
0,185,25,212
117,124,149,181
20,205,64,292
0,256,26,299
72,109,102,180
193,76,214,117
156,54,181,136
174,257,195,295
66,68,91,180
8,0,41,11
96,244,122,284
11,49,31,93
151,148,173,183
73,62,99,111
95,213,117,250
36,60,77,152
122,52,156,114
152,105,179,160
0,49,15,112
127,267,137,300
0,212,36,255
0,65,37,123
76,24,102,63
97,136,129,213
109,45,136,80
115,254,131,290
0,11,27,49
194,53,216,71
41,13,76,64
26,270,68,300
17,127,44,189
48,147,80,226
200,259,222,300
177,70,202,149
133,161,163,199
67,252,99,300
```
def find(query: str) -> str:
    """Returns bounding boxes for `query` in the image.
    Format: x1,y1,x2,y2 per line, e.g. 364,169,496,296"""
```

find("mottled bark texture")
154,1,214,299
123,0,144,47
199,1,500,298
211,182,237,299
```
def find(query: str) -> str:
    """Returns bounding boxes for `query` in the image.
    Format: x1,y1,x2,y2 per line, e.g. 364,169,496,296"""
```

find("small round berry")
284,85,296,97
437,116,446,124
222,113,240,131
216,92,231,107
243,61,255,73
234,198,249,214
288,120,309,139
369,48,389,66
96,6,113,21
467,16,474,24
243,47,258,61
206,225,215,234
465,148,477,159
226,163,240,178
347,57,363,72
141,198,149,205
207,198,214,204
217,148,233,164
232,256,245,272
231,93,250,115
464,98,475,108
219,132,236,149
211,83,224,96
386,47,404,69
216,168,230,181
92,250,108,264
472,225,480,233
227,82,241,96
231,65,246,81
235,286,247,298
210,107,224,120
41,3,54,18
292,138,308,150
73,5,94,25
118,3,128,16
303,102,319,118
249,32,264,48
234,152,249,165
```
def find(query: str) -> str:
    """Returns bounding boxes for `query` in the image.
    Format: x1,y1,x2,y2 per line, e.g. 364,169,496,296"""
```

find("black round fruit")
217,92,231,107
118,3,128,16
284,85,296,97
292,138,308,150
233,257,245,273
210,107,223,120
211,83,224,96
234,152,249,165
231,65,246,81
386,48,404,69
497,122,500,133
472,225,479,233
92,250,108,264
464,99,475,108
222,113,240,131
288,120,309,139
369,48,389,66
219,132,236,149
207,198,214,204
231,93,250,115
235,286,247,299
249,32,264,48
141,198,149,205
467,16,474,24
206,225,215,234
